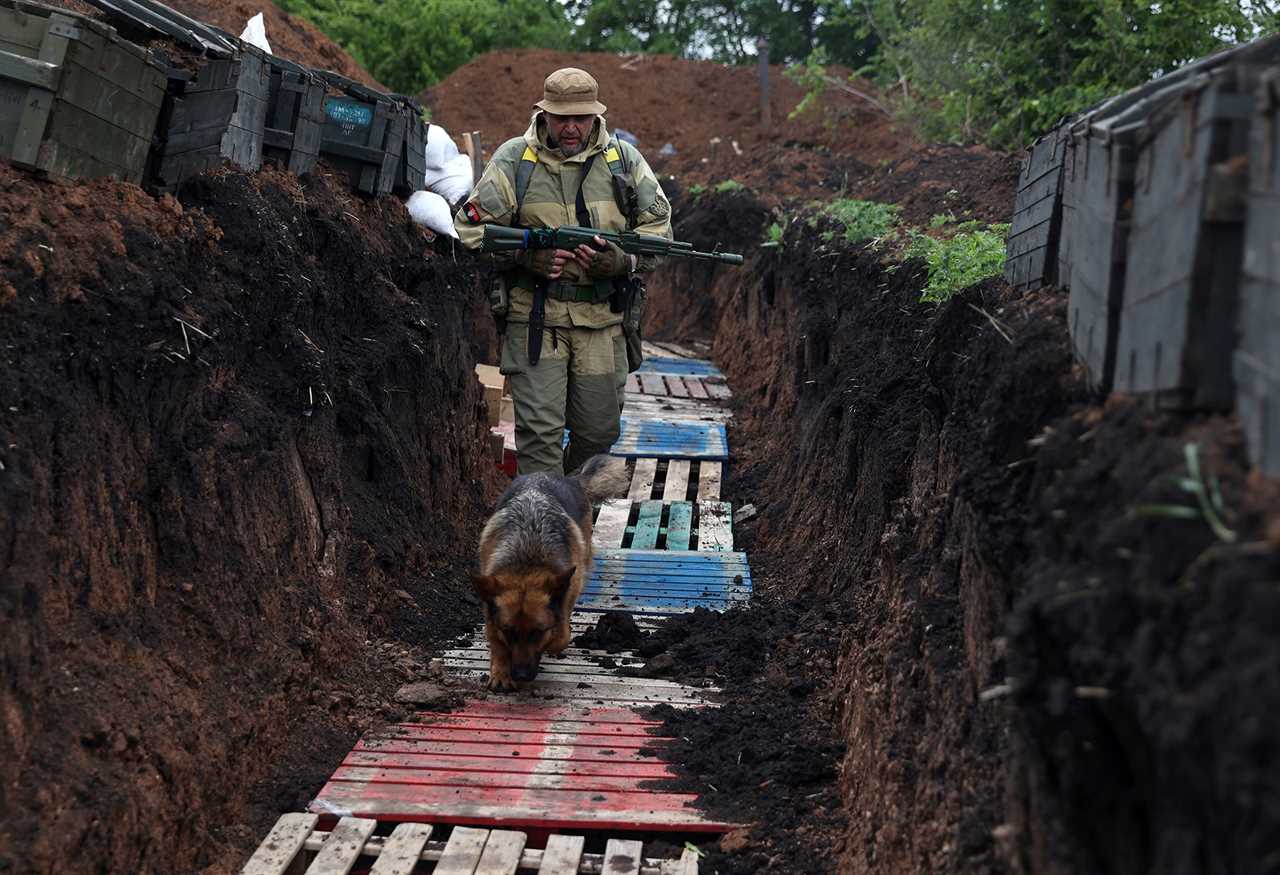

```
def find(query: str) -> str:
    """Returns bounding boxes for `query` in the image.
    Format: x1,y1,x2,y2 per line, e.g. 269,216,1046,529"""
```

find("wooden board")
662,460,691,503
306,816,375,875
631,500,664,549
695,502,733,551
537,834,585,874
666,502,693,551
368,823,432,875
665,376,690,398
474,829,526,874
241,812,318,875
683,378,709,400
580,549,751,614
309,705,735,833
433,826,488,875
635,357,722,378
627,458,658,501
696,462,721,501
593,499,632,548
607,419,728,461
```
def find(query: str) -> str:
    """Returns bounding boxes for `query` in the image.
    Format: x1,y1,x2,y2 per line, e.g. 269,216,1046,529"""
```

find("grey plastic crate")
1113,37,1280,410
1236,69,1280,476
147,42,269,192
1005,126,1067,293
318,71,404,196
264,55,323,175
0,0,166,184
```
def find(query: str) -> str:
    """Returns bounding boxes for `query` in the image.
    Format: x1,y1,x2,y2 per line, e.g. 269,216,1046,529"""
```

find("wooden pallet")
593,460,729,552
441,617,718,707
243,812,700,874
624,373,730,401
309,704,733,836
580,550,750,615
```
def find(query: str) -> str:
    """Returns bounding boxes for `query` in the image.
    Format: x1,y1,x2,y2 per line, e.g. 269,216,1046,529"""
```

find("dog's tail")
572,455,631,501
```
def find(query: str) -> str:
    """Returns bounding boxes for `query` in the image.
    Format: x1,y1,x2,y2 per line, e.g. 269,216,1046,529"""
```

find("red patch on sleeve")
462,202,483,224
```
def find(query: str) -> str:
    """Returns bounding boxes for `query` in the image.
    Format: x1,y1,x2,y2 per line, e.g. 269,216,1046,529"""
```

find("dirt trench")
0,163,499,873
641,187,1280,873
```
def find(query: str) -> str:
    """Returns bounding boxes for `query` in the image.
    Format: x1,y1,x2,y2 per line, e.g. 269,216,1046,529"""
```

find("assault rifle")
481,224,745,266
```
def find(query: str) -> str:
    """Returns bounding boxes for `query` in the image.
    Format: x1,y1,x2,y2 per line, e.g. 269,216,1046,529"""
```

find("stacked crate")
1004,126,1068,294
318,71,405,196
0,0,166,184
1236,69,1280,476
263,55,324,175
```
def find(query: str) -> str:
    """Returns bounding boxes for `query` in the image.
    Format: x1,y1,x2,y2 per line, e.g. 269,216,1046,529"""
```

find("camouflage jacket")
453,113,673,329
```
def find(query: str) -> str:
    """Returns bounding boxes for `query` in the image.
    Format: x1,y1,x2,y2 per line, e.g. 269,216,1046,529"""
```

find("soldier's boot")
501,322,569,475
563,325,627,475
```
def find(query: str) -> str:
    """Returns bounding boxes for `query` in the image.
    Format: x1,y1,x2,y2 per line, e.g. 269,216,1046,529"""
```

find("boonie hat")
534,67,607,116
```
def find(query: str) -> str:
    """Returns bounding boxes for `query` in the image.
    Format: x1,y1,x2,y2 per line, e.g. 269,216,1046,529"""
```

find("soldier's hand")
573,235,630,278
522,248,574,279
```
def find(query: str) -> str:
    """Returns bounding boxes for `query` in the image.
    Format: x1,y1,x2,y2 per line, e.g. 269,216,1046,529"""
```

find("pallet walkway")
253,345,747,873
244,813,700,874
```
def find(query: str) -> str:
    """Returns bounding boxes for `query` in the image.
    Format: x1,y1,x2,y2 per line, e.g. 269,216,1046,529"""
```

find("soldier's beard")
557,138,585,157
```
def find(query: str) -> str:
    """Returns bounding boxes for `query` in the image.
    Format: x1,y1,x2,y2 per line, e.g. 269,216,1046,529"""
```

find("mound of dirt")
424,48,907,202
0,162,496,873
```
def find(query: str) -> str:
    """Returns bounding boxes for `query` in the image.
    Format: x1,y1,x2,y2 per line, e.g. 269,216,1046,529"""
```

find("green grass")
761,221,785,250
818,199,900,244
906,224,1010,303
714,179,747,194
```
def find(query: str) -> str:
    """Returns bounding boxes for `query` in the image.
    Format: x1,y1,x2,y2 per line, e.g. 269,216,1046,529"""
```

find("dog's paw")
487,673,519,693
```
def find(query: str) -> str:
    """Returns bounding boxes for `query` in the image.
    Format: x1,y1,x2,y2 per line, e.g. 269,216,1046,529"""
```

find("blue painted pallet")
635,357,723,378
578,549,752,615
564,418,729,460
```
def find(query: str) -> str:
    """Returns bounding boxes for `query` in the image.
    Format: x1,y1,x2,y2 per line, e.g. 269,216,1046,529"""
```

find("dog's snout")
512,663,539,682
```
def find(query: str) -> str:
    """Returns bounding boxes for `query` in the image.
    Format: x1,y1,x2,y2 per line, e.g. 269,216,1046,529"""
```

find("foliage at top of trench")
790,200,1007,303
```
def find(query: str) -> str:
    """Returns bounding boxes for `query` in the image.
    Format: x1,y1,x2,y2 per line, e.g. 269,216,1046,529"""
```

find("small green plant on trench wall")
818,199,901,245
1131,442,1237,543
714,179,747,194
906,224,1010,303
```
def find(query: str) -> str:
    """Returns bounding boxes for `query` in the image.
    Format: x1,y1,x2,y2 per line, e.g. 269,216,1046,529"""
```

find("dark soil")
634,168,1280,875
0,162,499,874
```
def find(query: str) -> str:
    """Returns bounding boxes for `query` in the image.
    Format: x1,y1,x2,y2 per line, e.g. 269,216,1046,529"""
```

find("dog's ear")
471,573,500,602
550,566,575,608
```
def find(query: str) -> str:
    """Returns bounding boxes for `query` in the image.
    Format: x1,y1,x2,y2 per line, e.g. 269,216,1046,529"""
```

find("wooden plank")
696,462,721,501
702,380,731,400
631,500,663,549
625,373,642,393
475,830,526,875
369,823,433,875
433,826,490,875
603,839,644,875
659,848,701,874
345,752,674,780
538,834,586,875
665,502,693,550
333,766,675,794
662,460,691,502
639,373,666,395
665,375,690,398
696,501,733,551
241,813,319,875
683,378,709,399
628,458,658,500
593,499,632,548
305,816,376,875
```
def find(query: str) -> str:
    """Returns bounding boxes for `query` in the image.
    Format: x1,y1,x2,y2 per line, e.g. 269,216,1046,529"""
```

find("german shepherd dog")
473,455,630,691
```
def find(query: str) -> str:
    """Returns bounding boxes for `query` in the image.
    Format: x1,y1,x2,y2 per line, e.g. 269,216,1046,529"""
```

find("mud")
0,163,497,873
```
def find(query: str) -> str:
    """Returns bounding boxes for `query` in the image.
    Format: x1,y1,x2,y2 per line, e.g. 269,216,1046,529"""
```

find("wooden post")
460,131,484,183
757,36,771,128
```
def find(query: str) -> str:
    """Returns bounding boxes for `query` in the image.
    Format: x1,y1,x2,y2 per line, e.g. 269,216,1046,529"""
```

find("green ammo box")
0,0,165,184
318,70,405,196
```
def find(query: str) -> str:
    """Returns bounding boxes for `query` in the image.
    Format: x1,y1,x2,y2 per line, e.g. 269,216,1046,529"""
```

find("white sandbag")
406,190,459,238
240,12,272,54
424,153,475,205
424,124,461,171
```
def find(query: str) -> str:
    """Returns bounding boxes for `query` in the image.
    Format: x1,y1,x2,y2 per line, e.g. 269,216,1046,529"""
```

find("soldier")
454,67,673,475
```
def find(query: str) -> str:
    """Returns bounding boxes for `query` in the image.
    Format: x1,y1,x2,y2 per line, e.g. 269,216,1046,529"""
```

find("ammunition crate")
1236,69,1280,476
146,41,269,192
1005,125,1067,293
0,0,165,183
390,92,426,196
263,55,323,175
318,71,404,196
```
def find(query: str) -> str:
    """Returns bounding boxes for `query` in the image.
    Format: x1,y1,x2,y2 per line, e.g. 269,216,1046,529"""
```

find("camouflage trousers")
499,322,628,475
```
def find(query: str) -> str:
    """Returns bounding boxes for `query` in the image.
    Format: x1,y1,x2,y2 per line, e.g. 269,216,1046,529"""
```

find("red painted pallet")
309,703,733,834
